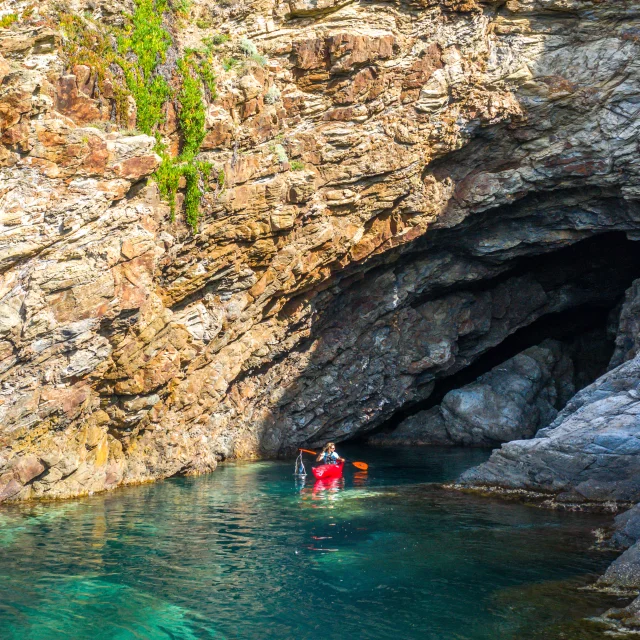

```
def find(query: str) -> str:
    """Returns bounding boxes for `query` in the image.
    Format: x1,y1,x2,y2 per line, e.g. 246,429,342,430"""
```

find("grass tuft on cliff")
117,0,172,134
59,0,220,233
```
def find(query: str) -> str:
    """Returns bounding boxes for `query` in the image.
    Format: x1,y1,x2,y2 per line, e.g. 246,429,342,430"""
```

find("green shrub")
154,151,182,220
172,0,192,17
117,0,172,134
206,33,230,46
58,0,217,233
0,14,18,28
197,59,217,98
290,160,304,171
177,58,206,160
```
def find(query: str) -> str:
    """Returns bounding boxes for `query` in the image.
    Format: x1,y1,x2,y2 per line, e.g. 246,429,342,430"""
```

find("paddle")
298,449,369,471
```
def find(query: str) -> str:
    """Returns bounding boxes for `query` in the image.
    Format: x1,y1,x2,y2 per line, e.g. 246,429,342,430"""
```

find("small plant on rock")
207,33,230,46
222,57,240,71
239,38,258,57
273,144,288,164
250,53,267,67
0,13,18,28
172,0,192,18
264,86,281,105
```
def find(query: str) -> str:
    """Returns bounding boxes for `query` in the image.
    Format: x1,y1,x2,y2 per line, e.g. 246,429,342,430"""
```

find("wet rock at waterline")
598,505,640,632
369,340,575,447
598,542,640,592
610,503,640,550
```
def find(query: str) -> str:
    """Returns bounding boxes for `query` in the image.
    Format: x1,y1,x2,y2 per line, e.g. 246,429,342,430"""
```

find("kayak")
312,461,344,480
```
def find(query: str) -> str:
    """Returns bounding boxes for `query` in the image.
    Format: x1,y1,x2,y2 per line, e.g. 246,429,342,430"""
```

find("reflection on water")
0,446,628,639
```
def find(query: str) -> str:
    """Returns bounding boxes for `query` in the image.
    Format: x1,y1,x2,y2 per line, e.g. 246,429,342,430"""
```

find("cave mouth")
353,231,640,444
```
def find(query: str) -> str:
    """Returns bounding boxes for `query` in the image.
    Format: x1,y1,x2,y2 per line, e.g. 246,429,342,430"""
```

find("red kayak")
311,461,344,480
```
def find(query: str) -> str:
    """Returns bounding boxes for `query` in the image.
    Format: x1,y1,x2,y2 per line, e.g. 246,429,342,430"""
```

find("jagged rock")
370,340,574,446
611,504,640,550
458,353,640,504
598,543,640,592
602,595,640,634
610,279,640,369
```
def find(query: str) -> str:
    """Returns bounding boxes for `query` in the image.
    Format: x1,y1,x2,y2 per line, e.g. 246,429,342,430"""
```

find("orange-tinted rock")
201,121,234,149
327,33,395,72
0,90,30,132
56,75,105,124
402,44,442,89
1,118,30,151
0,55,11,84
114,155,160,181
292,37,328,70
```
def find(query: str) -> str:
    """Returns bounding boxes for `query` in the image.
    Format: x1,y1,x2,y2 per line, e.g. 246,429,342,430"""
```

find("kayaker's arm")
316,452,324,462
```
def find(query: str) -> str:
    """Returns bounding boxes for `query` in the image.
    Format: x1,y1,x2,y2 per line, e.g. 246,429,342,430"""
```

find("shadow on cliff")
243,217,640,459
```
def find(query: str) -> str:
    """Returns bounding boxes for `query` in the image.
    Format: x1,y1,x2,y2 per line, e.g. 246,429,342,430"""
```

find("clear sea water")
0,445,628,640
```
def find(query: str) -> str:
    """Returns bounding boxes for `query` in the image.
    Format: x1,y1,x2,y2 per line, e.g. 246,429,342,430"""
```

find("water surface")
0,446,627,639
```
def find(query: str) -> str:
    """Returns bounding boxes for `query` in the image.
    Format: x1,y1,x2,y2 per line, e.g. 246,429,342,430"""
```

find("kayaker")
316,442,344,465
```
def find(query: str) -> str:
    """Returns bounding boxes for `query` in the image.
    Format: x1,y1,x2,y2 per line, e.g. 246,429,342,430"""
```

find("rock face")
610,280,640,370
4,0,640,502
458,348,640,504
369,339,574,446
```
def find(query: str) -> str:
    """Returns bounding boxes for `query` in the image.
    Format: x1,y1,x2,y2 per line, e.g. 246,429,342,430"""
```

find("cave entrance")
357,231,640,446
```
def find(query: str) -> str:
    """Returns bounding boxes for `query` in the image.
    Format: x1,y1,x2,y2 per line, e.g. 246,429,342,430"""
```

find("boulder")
611,503,640,549
458,353,640,504
598,542,640,591
370,340,574,446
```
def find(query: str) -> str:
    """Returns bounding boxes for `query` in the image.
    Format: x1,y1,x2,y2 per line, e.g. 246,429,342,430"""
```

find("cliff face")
2,0,640,502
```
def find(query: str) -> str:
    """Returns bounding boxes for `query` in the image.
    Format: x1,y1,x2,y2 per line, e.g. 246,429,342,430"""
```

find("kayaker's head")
322,442,336,454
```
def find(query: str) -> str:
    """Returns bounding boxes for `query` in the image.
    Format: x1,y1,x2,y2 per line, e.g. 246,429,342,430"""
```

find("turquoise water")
0,446,627,639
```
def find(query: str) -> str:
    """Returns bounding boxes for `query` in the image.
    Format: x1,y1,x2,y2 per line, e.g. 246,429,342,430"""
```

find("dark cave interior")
356,231,640,441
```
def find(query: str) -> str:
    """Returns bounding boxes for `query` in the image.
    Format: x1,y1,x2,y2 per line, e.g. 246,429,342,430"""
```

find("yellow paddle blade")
352,461,368,470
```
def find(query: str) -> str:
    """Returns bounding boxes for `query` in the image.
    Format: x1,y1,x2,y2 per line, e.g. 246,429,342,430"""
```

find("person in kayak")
316,442,344,465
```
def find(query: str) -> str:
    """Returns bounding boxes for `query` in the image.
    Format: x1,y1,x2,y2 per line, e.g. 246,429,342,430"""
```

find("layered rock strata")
3,0,640,503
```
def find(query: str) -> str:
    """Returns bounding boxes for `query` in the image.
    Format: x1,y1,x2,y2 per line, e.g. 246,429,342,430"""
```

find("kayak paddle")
298,449,369,471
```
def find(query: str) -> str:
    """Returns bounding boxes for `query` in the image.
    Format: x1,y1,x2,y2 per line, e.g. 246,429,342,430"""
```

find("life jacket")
322,451,339,465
